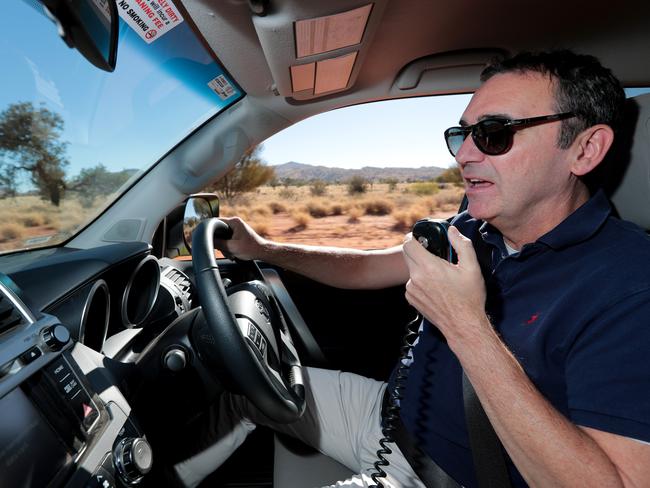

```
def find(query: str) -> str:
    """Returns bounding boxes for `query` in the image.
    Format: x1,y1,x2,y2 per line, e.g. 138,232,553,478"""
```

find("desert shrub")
279,188,296,200
20,213,45,227
309,180,328,196
362,198,393,216
268,201,287,214
384,178,399,192
347,176,368,195
304,200,329,218
290,211,311,228
392,210,425,232
435,166,463,185
431,187,464,209
0,223,24,242
347,207,362,223
408,181,439,196
330,204,344,216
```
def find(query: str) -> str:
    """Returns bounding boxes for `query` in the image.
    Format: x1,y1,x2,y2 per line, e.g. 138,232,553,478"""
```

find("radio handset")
412,218,457,263
370,218,454,488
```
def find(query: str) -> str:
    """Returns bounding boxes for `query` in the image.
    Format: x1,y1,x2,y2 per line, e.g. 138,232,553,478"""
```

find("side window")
218,95,469,250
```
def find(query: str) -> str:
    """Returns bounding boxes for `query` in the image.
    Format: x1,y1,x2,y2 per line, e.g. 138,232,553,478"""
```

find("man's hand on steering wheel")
214,217,266,261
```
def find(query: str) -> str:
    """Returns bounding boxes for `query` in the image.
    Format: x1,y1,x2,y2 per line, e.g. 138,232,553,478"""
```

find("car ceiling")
182,0,650,125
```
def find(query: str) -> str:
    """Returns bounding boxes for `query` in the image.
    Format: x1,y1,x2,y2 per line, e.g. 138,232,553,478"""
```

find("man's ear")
569,124,615,176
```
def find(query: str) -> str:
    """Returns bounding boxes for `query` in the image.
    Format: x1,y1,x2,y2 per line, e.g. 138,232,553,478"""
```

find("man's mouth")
465,177,492,188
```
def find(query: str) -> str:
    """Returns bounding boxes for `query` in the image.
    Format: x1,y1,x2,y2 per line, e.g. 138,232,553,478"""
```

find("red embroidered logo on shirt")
525,313,540,325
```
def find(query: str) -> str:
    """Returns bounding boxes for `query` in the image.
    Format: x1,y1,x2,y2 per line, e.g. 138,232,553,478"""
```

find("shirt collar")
478,189,612,252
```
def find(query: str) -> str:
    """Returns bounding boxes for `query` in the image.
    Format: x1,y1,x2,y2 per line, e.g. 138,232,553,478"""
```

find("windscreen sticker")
116,0,184,44
208,75,236,100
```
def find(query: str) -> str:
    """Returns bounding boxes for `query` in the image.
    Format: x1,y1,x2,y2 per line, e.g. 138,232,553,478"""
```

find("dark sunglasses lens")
445,128,467,156
473,120,511,155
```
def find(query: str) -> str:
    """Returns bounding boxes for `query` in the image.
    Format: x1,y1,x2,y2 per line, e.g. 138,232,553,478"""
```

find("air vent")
0,292,26,335
164,268,194,305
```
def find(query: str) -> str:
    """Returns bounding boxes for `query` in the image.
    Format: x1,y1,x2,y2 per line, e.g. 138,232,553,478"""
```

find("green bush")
408,181,439,196
347,175,369,195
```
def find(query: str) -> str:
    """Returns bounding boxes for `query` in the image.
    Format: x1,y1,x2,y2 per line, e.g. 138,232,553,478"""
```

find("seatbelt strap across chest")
463,233,513,488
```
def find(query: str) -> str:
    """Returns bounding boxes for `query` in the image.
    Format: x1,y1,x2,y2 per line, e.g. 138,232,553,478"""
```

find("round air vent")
121,256,160,328
79,280,110,352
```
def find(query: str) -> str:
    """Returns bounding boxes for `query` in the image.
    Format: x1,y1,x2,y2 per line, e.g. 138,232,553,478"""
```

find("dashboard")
0,242,200,488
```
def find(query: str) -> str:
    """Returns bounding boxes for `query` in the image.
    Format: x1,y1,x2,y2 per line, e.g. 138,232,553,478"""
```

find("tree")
68,164,135,206
0,102,69,206
436,166,463,185
206,145,275,201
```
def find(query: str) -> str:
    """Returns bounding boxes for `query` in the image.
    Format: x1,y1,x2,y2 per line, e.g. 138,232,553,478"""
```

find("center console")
0,281,151,488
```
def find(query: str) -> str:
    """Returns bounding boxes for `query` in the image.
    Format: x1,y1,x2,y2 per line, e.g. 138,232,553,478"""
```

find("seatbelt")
462,373,513,488
463,234,513,488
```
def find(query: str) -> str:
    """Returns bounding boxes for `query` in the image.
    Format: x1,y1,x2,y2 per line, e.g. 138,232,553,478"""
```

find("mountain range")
271,162,445,183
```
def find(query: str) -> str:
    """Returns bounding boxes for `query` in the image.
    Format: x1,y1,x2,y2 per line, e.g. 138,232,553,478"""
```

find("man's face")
456,72,578,237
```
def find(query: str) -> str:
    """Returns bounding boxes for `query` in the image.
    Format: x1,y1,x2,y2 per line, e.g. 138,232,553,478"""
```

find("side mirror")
41,0,119,72
182,194,220,252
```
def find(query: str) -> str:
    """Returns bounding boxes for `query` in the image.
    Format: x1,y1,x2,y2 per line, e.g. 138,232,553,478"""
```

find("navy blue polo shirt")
393,190,650,487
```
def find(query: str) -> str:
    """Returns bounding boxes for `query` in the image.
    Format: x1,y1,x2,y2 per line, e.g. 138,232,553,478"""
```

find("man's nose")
455,132,484,167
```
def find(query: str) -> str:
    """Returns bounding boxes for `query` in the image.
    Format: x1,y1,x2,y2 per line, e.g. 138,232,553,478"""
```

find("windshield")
0,0,243,254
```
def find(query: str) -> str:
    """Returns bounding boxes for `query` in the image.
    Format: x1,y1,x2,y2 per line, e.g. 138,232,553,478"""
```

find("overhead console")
0,276,151,488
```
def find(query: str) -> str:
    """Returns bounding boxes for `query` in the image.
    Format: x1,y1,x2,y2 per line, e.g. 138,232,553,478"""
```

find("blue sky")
260,95,470,169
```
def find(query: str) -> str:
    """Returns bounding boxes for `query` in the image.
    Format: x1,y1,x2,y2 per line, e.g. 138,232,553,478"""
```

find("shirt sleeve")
566,288,650,442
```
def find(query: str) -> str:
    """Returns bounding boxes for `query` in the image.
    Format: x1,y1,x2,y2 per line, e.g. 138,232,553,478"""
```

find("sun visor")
252,1,388,101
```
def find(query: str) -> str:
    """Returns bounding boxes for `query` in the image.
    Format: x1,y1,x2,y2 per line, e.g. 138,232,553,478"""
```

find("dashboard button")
20,346,41,364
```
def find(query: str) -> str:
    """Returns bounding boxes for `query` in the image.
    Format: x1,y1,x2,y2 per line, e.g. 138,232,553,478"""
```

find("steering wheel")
191,218,306,423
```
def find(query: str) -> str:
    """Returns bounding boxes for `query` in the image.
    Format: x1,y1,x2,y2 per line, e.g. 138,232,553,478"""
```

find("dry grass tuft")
268,201,287,214
279,188,297,200
362,198,393,216
20,213,46,227
0,223,24,242
304,200,330,218
392,210,423,232
290,211,311,229
347,207,362,223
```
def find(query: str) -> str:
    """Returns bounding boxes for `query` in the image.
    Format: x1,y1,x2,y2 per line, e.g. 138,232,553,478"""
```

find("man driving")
175,50,650,487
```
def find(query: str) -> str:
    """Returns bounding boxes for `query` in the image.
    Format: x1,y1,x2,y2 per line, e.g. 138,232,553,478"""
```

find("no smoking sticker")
116,0,184,44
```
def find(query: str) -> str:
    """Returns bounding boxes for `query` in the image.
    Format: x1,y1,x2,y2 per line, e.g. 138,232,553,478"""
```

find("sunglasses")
444,112,575,157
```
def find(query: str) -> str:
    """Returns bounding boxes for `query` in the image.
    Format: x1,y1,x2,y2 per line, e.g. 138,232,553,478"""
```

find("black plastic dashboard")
0,242,198,487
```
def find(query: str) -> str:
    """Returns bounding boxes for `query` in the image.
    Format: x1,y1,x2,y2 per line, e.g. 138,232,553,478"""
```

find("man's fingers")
448,226,480,270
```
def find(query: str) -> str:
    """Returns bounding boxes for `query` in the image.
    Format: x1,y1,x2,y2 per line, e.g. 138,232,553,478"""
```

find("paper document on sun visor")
116,0,184,44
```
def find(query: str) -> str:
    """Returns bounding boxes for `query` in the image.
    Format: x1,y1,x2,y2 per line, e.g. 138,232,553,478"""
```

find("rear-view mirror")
40,0,119,72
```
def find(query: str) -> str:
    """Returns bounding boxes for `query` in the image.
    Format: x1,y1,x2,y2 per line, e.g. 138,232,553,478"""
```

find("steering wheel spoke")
191,218,306,423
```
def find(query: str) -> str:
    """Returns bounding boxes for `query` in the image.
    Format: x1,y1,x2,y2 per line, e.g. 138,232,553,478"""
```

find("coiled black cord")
369,312,422,488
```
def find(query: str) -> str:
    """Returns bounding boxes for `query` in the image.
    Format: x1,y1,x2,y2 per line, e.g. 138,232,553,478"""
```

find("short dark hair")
480,50,625,149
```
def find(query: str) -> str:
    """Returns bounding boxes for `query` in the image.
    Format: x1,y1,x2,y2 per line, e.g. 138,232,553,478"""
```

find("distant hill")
272,162,445,183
